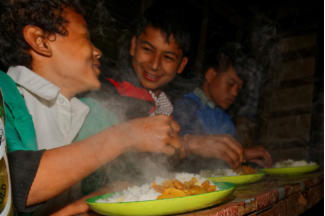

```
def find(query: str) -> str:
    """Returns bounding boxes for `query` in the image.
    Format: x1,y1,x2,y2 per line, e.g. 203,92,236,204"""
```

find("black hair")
201,42,248,85
0,0,84,69
133,1,192,57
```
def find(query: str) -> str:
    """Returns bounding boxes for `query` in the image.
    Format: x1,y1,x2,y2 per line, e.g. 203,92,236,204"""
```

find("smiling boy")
129,26,188,95
97,3,192,120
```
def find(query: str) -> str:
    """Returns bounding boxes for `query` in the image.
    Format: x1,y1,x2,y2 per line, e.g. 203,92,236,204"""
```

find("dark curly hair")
0,0,84,69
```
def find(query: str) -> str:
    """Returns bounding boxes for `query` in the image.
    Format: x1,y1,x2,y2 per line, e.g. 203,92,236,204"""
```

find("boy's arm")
173,97,244,169
26,115,181,206
181,134,244,169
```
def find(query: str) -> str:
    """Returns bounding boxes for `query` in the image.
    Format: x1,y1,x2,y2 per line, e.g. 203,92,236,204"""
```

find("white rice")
174,172,208,183
96,172,213,203
274,159,316,168
200,168,239,178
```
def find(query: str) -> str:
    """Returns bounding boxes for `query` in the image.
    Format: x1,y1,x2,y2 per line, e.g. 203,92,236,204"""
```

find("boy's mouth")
143,70,161,82
93,63,101,75
227,98,234,104
224,98,234,107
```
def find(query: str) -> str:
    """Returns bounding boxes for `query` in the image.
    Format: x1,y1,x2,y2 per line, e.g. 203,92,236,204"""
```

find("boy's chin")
141,82,163,92
92,82,101,90
85,82,101,92
220,104,230,110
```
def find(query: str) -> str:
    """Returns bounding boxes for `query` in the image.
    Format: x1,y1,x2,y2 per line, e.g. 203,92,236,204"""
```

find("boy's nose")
231,86,240,97
94,46,102,59
150,54,160,71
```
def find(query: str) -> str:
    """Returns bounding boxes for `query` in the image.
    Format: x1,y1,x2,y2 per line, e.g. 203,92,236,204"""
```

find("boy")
0,0,181,215
100,1,244,167
173,43,272,172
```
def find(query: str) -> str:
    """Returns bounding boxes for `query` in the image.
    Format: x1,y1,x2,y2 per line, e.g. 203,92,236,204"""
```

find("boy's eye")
142,46,152,52
164,55,175,61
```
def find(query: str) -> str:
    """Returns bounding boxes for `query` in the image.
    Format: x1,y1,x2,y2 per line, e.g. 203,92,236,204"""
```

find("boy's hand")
121,115,181,155
244,146,272,168
183,134,244,169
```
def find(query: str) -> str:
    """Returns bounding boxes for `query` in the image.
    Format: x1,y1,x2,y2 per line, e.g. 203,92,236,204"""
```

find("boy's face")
204,66,243,110
41,8,102,97
129,26,188,95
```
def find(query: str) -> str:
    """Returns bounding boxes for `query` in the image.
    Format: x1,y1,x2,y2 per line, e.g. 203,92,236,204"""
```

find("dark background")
83,0,323,74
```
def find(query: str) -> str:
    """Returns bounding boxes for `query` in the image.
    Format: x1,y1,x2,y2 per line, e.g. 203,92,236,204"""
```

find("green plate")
208,172,265,185
260,164,319,175
86,182,235,216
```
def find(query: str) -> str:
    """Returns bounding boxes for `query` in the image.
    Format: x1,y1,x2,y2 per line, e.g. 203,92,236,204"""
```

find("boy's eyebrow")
140,40,155,49
229,77,243,84
140,39,180,58
164,51,179,58
81,25,91,38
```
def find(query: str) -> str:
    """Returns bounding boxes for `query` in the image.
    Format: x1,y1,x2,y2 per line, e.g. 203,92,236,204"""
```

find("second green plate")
208,172,265,185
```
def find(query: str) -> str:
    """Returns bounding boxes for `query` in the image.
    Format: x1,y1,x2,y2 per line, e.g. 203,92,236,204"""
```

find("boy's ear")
22,25,52,57
129,36,137,56
176,57,188,74
205,67,217,83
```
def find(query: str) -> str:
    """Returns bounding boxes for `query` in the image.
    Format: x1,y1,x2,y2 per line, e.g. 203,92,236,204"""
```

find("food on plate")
235,165,257,175
152,176,217,199
96,172,218,203
273,159,317,168
261,159,319,175
200,169,238,178
200,165,257,178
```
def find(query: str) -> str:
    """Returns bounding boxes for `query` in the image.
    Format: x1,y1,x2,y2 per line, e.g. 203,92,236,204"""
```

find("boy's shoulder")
174,92,202,109
0,70,24,107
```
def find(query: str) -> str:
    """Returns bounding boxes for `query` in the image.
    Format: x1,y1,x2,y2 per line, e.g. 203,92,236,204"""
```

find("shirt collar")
106,77,154,102
7,66,60,101
193,87,216,109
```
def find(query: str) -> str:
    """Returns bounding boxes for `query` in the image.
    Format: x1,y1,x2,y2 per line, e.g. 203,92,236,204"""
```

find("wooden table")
177,171,323,216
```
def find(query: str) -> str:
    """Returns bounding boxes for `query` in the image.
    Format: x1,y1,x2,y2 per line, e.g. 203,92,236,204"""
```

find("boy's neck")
150,89,161,96
32,66,75,100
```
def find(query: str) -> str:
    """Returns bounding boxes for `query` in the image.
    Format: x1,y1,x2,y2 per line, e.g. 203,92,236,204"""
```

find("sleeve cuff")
8,150,46,212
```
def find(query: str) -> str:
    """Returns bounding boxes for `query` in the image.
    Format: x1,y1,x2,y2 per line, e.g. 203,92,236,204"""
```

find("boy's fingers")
170,120,180,133
168,136,182,149
166,119,181,149
222,151,239,169
223,148,241,169
223,136,244,163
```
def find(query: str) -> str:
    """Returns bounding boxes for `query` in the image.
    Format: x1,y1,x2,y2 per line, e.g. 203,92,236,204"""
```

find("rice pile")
96,172,212,203
200,168,238,178
274,159,316,168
